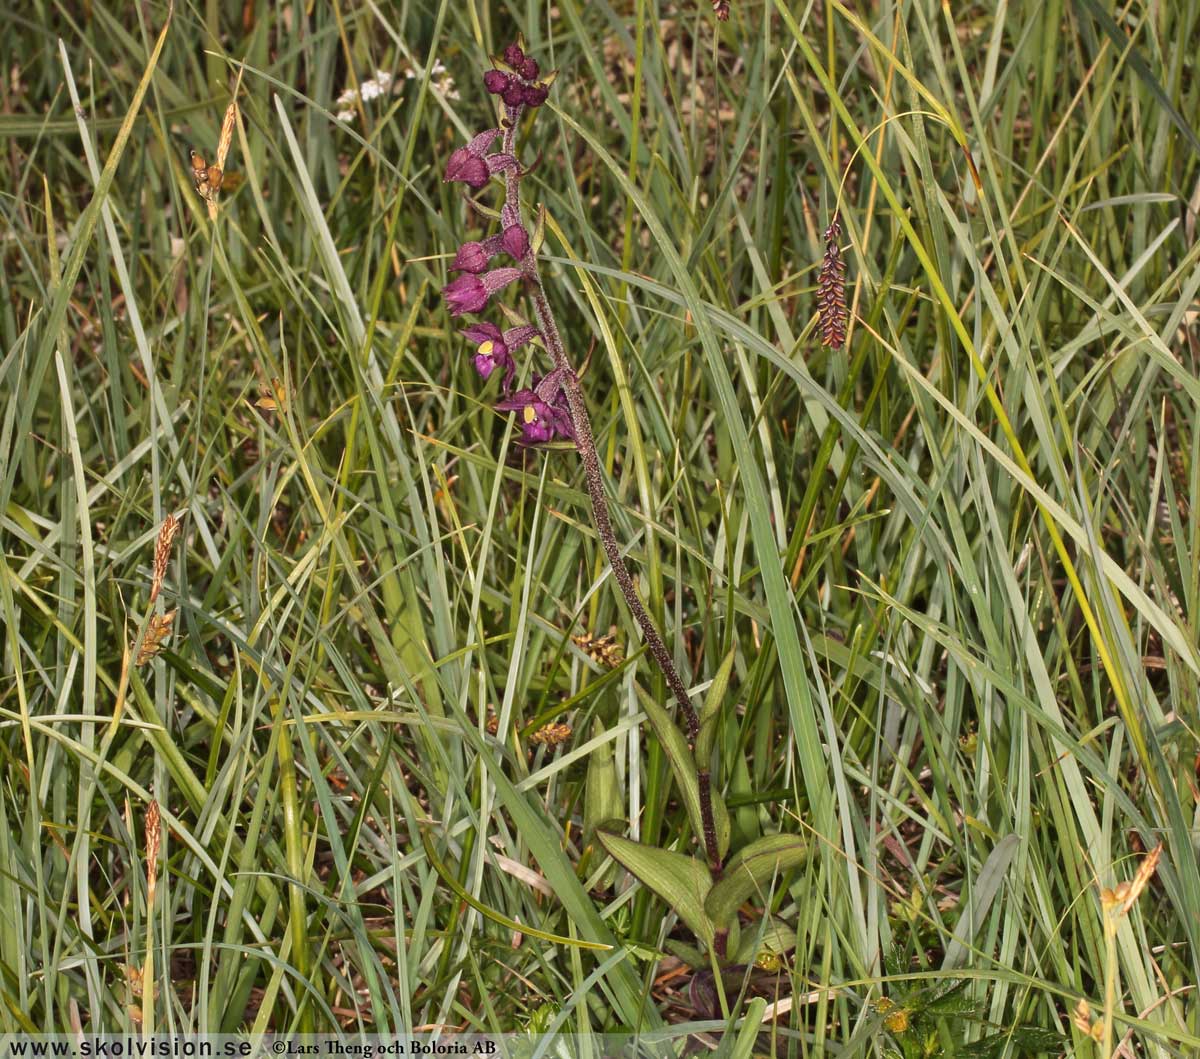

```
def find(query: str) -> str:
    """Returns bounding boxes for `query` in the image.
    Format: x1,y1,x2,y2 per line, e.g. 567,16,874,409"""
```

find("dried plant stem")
500,110,721,868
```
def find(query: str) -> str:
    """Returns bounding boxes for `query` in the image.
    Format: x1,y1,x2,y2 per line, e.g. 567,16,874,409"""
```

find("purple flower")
444,129,503,188
461,321,539,384
460,322,514,386
503,43,525,68
443,274,488,315
445,148,490,189
452,241,492,273
460,321,539,390
462,322,538,357
519,58,540,81
442,267,524,317
496,375,574,444
501,224,530,260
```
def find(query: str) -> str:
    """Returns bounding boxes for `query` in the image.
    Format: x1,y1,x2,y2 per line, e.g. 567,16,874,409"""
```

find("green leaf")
729,997,767,1059
884,943,908,979
663,939,708,969
942,834,1020,970
712,785,732,862
583,720,623,836
729,748,760,847
636,683,730,860
921,979,975,1018
597,832,715,949
733,915,798,966
704,833,808,927
447,712,662,1028
420,830,612,951
531,202,548,255
696,647,736,765
958,1027,1064,1057
1070,0,1200,161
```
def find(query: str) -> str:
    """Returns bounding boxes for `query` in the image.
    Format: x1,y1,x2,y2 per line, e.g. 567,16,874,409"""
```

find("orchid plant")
439,39,807,972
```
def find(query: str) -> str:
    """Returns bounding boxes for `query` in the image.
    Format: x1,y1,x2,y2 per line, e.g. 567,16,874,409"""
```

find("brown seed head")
1117,841,1163,916
529,722,572,748
137,610,177,665
144,799,161,891
1072,997,1101,1040
216,99,238,171
150,513,180,604
572,631,624,668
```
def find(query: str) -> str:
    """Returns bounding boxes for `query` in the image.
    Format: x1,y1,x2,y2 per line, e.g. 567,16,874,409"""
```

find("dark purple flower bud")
501,81,527,108
522,84,549,108
443,266,524,317
452,241,492,273
445,147,490,189
483,70,510,94
503,43,525,68
519,58,540,80
442,274,489,316
444,129,503,188
501,224,530,260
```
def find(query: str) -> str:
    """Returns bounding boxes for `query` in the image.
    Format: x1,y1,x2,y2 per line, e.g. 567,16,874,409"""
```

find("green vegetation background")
0,0,1198,1052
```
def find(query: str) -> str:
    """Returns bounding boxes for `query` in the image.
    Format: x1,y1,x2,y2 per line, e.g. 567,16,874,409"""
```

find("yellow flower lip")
477,339,494,355
523,406,538,424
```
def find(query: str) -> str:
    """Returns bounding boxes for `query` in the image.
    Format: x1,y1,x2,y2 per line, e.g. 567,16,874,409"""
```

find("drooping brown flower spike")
818,213,848,349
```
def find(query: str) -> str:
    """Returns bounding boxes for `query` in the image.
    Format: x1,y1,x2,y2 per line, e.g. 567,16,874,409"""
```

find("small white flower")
334,62,458,123
359,70,393,101
334,69,396,122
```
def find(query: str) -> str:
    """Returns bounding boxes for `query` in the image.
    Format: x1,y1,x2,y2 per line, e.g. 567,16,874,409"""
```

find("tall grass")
0,0,1197,1051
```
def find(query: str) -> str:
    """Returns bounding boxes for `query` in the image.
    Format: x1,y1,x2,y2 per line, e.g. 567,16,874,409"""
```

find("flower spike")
817,213,848,349
438,42,714,875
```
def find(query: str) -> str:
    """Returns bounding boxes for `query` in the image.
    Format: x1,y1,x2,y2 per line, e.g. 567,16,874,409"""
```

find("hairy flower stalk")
443,41,720,870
